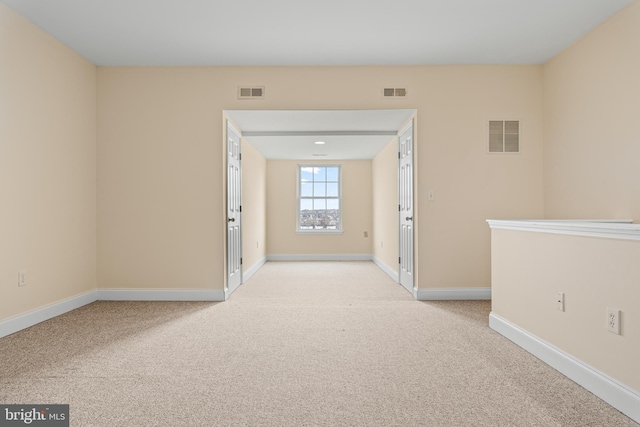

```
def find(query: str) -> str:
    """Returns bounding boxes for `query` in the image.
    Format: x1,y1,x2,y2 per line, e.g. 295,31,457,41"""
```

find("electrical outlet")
607,307,621,335
427,190,435,202
556,292,564,312
18,270,28,287
364,231,368,238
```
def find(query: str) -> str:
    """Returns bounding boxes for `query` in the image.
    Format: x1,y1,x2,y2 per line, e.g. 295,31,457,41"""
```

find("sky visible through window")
299,165,340,231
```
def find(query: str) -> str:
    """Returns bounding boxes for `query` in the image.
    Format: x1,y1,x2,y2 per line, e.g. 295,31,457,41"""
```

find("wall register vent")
238,87,265,99
489,120,520,153
383,88,408,98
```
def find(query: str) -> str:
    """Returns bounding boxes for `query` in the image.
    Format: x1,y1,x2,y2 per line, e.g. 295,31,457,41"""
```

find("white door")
227,121,242,295
399,121,414,294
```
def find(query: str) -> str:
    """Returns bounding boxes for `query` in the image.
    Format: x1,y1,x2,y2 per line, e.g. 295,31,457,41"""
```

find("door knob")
406,216,413,221
228,218,235,222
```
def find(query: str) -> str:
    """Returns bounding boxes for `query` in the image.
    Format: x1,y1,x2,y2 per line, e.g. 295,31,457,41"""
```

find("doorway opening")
223,109,417,299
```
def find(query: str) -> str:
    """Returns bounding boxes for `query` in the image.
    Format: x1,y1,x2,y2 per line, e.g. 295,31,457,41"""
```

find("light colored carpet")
0,261,636,426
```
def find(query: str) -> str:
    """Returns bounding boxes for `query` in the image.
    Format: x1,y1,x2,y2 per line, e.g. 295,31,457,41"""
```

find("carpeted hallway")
0,261,636,426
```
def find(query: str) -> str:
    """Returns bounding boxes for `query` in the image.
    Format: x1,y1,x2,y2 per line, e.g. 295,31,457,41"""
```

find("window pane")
301,167,314,182
325,199,339,229
326,182,339,197
327,199,339,210
326,167,339,182
313,167,326,181
314,215,324,229
301,183,312,197
313,199,326,210
300,199,313,211
315,202,329,229
299,200,313,229
313,182,326,197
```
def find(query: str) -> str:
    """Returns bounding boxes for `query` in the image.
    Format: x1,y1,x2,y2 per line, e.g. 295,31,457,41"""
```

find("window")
489,120,520,153
297,165,341,233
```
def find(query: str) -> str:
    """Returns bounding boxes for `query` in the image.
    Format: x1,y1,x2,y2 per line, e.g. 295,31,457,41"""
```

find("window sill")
296,230,344,235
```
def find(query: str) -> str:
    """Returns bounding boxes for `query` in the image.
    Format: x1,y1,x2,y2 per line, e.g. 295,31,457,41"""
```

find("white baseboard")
1,288,226,338
267,254,373,261
416,287,491,300
96,289,225,302
372,256,399,282
243,256,267,283
490,312,640,423
0,291,97,339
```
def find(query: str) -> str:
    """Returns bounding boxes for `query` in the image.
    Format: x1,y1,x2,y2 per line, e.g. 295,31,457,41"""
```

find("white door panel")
227,122,242,295
399,122,414,294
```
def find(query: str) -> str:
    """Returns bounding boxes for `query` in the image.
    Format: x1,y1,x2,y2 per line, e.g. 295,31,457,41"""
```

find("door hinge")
240,258,243,265
398,204,401,211
239,205,242,212
239,153,242,160
398,151,401,159
398,257,401,264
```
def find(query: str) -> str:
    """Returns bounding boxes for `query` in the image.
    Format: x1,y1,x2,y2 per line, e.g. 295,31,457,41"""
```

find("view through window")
298,165,341,232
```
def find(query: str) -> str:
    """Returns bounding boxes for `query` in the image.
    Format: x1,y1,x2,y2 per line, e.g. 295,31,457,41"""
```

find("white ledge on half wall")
486,219,640,242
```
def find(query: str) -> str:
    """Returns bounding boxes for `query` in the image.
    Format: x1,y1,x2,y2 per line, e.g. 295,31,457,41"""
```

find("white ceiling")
226,110,415,160
0,0,632,66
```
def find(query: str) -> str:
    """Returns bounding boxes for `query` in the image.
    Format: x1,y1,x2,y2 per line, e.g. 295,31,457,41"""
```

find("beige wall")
241,140,267,271
543,1,640,221
491,228,640,391
96,65,544,292
98,68,226,290
420,66,544,288
0,4,97,321
372,138,399,272
266,160,373,255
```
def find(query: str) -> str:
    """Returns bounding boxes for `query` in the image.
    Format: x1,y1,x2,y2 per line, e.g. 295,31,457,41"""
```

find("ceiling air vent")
383,88,408,98
238,86,265,99
489,120,520,153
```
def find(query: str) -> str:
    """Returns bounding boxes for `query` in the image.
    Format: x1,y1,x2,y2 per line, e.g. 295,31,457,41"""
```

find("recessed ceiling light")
314,141,326,145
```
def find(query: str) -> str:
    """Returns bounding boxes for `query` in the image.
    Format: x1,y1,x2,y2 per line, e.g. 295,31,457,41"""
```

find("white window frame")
296,164,343,234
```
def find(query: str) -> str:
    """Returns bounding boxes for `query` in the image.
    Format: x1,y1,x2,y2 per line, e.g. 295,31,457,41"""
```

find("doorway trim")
223,109,418,299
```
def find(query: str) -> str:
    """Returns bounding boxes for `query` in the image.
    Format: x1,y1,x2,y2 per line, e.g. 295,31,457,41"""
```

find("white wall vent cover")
489,120,520,153
383,88,408,98
238,86,265,99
